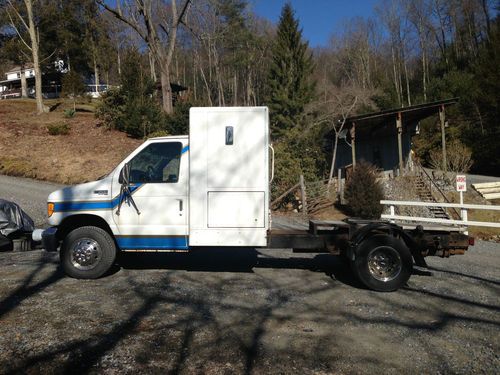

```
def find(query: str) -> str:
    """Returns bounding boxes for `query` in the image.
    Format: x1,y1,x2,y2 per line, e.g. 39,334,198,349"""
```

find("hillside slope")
0,99,141,184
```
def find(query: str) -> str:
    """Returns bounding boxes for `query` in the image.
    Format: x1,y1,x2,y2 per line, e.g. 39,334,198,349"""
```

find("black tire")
352,234,412,292
61,226,116,279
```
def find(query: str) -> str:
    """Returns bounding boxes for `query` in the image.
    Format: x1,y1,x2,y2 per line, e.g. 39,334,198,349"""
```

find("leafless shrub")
429,139,473,173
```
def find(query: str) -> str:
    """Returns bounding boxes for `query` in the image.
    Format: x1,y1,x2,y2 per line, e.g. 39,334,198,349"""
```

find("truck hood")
48,177,113,203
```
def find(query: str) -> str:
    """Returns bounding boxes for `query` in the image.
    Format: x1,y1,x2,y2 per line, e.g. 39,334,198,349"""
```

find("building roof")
325,98,458,140
5,64,34,74
155,81,188,93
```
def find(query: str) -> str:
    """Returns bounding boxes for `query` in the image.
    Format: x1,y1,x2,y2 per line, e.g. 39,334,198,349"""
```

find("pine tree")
266,3,314,140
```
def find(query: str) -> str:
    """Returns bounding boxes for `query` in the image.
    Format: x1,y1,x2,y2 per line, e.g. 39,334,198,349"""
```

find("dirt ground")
0,99,140,184
0,242,498,374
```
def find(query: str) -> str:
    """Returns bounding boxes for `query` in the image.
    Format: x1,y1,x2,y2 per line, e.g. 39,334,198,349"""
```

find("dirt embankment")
0,99,141,184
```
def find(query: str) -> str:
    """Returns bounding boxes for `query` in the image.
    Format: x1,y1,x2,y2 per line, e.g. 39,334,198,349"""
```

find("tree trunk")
192,55,197,100
328,133,340,186
403,57,411,106
233,73,237,106
421,46,427,101
149,49,157,82
25,0,46,113
93,53,100,88
390,44,401,106
160,67,173,114
117,50,121,77
20,66,27,98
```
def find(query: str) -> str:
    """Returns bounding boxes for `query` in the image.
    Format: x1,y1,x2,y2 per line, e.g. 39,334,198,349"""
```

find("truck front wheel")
61,226,116,279
353,234,412,292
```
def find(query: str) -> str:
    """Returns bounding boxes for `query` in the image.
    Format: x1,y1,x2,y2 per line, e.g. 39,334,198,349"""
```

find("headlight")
47,203,54,217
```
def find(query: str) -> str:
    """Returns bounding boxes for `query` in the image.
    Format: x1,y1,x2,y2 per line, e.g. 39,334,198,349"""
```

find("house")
325,98,458,176
0,65,35,99
0,61,65,99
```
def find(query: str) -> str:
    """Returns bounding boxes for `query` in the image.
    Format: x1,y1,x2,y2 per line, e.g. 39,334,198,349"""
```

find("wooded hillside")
1,0,498,181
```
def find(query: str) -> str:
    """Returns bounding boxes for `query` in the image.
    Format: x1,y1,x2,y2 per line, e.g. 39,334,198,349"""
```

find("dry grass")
310,205,348,221
445,191,500,239
0,99,141,184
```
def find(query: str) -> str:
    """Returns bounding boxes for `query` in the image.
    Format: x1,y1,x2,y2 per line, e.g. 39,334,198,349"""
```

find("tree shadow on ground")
426,265,500,286
116,248,363,289
2,250,498,374
0,255,63,319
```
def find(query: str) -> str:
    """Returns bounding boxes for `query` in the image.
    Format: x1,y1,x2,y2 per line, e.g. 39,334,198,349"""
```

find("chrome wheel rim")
70,238,102,270
367,246,402,282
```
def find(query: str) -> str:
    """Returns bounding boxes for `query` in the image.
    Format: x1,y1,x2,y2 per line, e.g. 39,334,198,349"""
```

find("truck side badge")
225,126,233,145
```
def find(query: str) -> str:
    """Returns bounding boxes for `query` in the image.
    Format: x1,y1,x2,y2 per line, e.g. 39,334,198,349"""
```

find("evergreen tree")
96,49,165,139
344,161,384,219
266,3,314,140
61,69,86,111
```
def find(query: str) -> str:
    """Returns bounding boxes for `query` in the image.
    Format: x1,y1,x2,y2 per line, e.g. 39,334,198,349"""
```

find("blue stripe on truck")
115,236,188,250
53,145,188,213
53,184,142,212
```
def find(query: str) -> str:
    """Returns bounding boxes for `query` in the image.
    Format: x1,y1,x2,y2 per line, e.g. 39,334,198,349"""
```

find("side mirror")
119,163,131,185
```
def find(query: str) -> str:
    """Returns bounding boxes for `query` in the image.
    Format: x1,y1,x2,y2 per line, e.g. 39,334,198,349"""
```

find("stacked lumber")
472,182,500,200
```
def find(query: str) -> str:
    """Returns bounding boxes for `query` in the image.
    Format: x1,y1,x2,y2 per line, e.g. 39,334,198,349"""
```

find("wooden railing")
413,160,461,219
271,176,336,214
381,200,500,235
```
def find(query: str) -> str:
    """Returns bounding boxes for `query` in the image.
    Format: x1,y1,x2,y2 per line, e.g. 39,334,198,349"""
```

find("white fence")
380,200,500,234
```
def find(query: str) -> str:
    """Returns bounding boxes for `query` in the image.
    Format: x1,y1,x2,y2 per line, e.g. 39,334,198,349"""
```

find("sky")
251,0,379,48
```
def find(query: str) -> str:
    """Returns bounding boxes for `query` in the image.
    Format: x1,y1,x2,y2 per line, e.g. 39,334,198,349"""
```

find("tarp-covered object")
0,199,35,236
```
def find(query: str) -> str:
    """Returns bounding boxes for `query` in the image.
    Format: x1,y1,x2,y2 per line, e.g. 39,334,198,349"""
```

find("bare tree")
406,0,432,101
311,83,375,186
377,0,413,106
6,0,47,113
96,0,191,114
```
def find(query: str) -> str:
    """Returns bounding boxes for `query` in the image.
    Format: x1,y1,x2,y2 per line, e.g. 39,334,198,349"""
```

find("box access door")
189,107,269,246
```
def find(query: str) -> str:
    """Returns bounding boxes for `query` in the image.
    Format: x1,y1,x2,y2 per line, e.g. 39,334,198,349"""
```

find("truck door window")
127,142,182,183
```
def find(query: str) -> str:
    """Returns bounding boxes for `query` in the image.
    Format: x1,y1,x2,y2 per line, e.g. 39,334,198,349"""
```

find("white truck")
42,107,471,292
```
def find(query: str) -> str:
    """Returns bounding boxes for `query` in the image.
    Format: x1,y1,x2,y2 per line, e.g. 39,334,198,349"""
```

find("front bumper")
42,227,60,252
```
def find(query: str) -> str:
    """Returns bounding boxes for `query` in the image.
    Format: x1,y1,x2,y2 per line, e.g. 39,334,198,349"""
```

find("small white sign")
456,175,467,192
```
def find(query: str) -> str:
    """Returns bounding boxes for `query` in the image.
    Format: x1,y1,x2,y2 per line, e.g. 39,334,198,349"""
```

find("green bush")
95,88,126,130
47,122,71,136
271,124,327,202
344,161,384,219
272,142,302,201
119,98,166,138
63,108,76,118
164,100,192,135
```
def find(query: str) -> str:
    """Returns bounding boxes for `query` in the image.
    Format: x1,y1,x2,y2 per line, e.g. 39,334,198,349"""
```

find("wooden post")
338,168,344,204
439,105,447,172
350,122,356,169
337,168,342,193
300,174,308,215
396,112,403,176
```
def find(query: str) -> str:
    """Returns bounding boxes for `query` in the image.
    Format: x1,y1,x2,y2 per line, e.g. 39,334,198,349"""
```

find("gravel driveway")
0,175,63,228
0,175,499,374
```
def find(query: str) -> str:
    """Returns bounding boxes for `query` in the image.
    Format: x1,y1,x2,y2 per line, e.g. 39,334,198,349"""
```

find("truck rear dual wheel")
353,234,412,292
61,226,116,279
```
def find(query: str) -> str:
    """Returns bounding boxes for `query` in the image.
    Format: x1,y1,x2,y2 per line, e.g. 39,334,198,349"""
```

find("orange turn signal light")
47,203,54,217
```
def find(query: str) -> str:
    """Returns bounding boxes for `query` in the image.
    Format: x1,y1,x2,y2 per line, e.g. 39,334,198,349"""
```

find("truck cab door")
111,139,189,250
